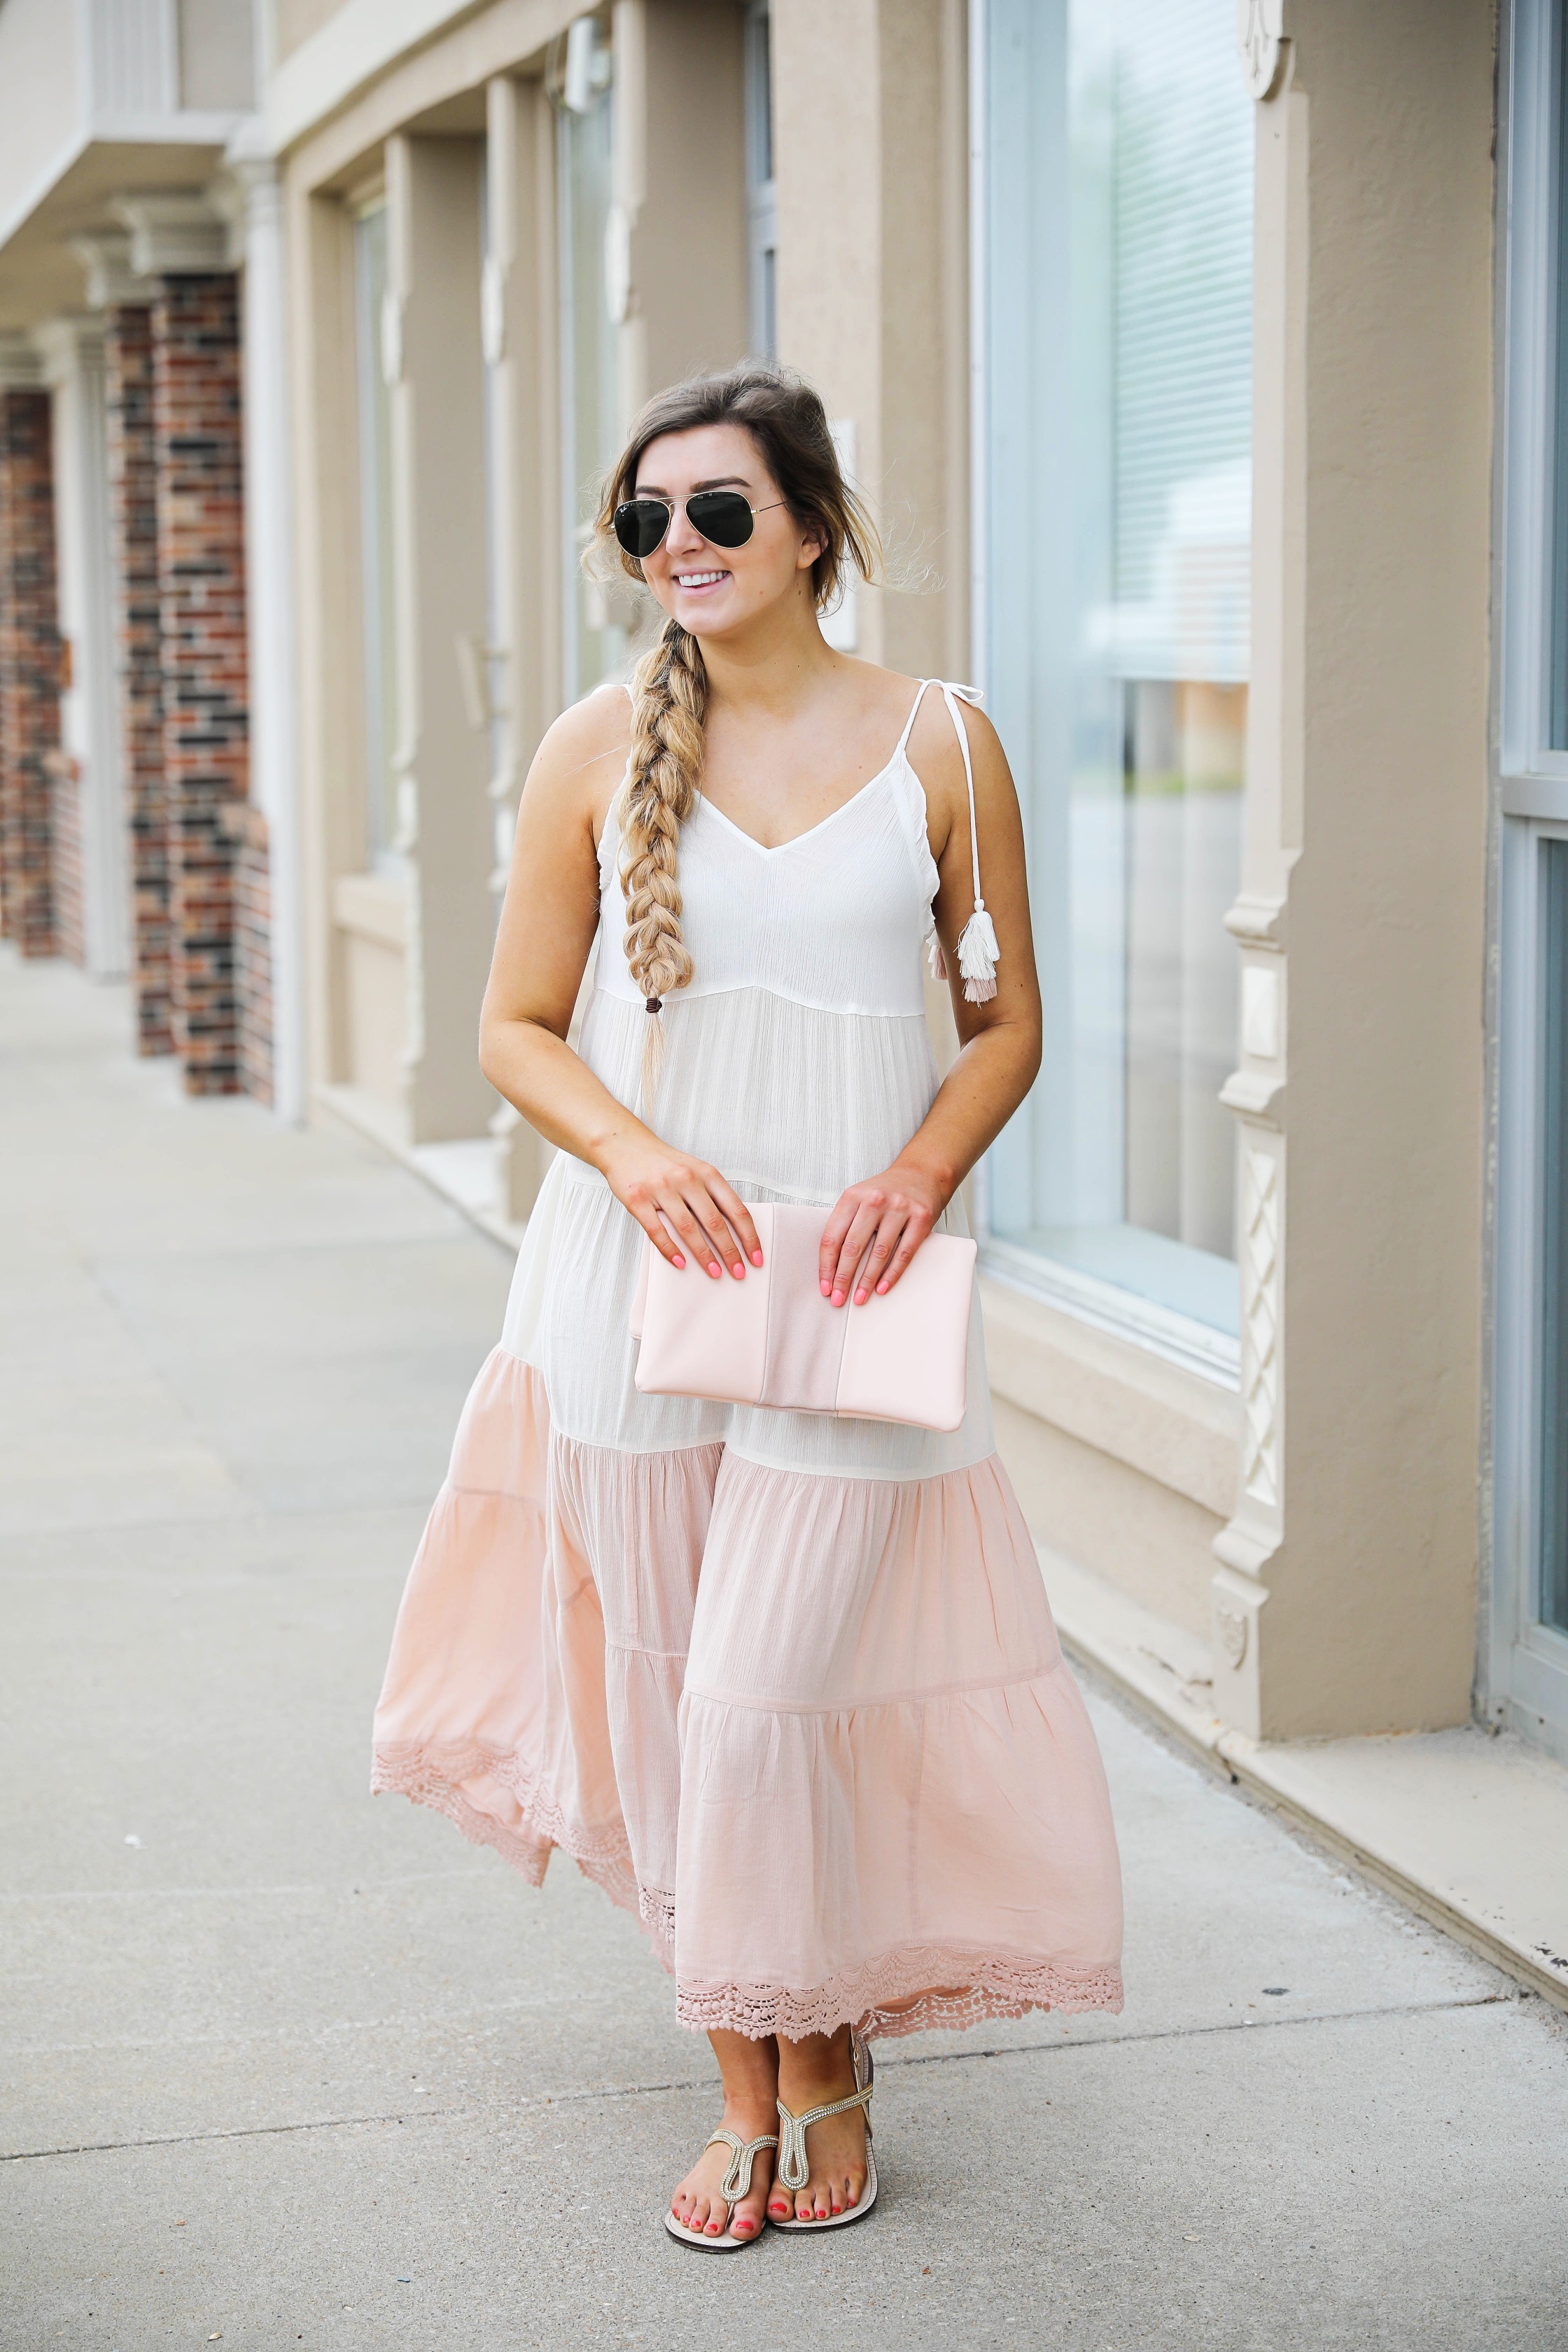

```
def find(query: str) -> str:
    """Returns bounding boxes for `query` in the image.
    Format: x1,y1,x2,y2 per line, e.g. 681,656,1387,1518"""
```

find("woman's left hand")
818,1161,950,1307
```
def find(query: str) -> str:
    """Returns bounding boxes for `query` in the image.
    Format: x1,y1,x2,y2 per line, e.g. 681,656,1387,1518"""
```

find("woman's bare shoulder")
893,673,1004,785
524,682,634,836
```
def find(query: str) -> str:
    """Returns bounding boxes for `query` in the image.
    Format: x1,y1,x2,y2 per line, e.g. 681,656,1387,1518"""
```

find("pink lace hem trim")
372,1746,1123,2038
370,1741,674,1970
675,1947,1124,2043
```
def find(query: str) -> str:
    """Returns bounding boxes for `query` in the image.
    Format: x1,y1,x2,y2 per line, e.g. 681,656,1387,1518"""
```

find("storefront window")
1536,841,1568,1638
977,0,1252,1348
354,200,400,863
1487,0,1568,1758
557,23,624,703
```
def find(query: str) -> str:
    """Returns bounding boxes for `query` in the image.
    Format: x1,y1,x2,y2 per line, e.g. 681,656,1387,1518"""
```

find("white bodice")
499,680,997,1481
593,739,940,1020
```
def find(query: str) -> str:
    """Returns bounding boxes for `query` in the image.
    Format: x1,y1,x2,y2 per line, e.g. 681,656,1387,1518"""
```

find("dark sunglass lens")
685,491,755,549
614,500,670,559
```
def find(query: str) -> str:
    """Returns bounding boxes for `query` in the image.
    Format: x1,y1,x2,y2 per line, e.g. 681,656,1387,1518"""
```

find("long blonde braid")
620,617,708,1108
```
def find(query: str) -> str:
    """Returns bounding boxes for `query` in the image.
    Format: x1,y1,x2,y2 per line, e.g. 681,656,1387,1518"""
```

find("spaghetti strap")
892,676,937,760
909,680,1000,1005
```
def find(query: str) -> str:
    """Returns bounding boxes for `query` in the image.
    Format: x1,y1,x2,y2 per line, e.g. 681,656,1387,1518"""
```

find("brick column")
104,301,171,1053
47,743,83,962
150,271,248,1095
0,380,61,958
227,801,272,1104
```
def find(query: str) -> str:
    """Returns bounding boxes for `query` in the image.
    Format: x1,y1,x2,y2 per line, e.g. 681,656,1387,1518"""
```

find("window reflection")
981,0,1252,1336
558,34,625,701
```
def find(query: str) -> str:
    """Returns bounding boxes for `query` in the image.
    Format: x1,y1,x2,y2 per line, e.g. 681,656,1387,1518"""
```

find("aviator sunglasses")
612,489,786,561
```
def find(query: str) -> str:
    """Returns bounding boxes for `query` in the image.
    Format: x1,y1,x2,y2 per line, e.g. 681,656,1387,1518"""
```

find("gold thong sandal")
664,2127,779,2251
771,2028,878,2232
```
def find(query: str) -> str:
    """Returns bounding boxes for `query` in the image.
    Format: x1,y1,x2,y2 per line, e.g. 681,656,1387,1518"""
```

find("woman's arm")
479,690,762,1283
816,696,1042,1306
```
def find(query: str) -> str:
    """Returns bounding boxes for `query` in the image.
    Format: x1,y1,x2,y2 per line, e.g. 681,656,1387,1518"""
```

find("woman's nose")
664,503,706,555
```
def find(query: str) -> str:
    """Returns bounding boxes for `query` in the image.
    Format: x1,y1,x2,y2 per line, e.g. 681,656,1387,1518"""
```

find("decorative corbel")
1237,0,1289,102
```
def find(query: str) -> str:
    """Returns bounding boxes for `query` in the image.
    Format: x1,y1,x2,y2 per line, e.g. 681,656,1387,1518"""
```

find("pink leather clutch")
629,1202,975,1432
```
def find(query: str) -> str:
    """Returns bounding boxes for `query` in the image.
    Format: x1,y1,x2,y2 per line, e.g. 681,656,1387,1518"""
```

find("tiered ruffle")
373,1348,1124,2034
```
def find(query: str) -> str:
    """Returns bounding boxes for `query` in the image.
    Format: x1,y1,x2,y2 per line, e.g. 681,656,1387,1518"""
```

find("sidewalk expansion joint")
872,1991,1515,2073
2,1991,1513,2164
1,2107,467,2166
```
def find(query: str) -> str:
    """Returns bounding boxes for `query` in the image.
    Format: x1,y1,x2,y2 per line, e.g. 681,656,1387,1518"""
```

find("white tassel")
925,927,947,982
957,904,1000,1004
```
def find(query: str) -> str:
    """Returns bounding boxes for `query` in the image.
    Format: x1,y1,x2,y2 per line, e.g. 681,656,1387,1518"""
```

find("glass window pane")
1539,839,1568,1636
559,59,625,703
1550,9,1568,748
354,204,398,863
981,0,1251,1335
746,1,777,356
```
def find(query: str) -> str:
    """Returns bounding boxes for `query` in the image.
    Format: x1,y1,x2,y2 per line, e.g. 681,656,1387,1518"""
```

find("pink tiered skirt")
373,1345,1124,2038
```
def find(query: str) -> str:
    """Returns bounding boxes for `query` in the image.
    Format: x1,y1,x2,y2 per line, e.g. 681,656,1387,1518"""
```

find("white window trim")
1490,0,1568,1762
744,0,776,358
965,0,1240,1394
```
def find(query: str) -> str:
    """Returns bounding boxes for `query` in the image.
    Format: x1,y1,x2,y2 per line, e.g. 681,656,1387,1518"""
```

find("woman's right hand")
602,1137,764,1281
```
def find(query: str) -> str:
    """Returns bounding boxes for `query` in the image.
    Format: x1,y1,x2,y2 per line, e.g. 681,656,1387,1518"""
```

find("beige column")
289,179,361,1102
611,0,748,426
1213,0,1493,1737
385,131,495,1144
771,0,968,678
485,72,562,1220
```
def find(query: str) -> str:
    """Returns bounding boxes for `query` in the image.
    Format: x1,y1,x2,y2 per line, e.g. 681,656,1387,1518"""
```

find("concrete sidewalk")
3,951,1566,2352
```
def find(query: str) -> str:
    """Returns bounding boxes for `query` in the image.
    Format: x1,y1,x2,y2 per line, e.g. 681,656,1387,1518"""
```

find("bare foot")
671,2034,779,2242
771,2026,870,2224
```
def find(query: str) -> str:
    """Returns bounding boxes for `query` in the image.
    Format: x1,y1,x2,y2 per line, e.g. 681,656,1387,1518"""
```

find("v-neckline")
693,749,903,858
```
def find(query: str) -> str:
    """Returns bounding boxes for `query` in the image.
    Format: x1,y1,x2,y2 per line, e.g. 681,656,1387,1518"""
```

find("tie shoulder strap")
930,681,1000,1005
892,675,936,760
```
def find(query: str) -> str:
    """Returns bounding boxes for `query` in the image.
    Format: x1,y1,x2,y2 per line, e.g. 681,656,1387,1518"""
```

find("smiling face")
632,422,824,640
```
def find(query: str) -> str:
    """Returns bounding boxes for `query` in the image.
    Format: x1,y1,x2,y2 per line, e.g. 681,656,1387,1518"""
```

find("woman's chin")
671,589,742,633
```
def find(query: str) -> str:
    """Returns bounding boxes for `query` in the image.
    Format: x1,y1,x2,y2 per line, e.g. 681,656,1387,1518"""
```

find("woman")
373,362,1123,2248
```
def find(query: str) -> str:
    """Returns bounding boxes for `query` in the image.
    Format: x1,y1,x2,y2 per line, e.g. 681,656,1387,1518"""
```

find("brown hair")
593,361,880,1103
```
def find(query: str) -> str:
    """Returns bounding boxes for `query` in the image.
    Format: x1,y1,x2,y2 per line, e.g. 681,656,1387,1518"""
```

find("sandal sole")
769,2154,879,2232
664,2211,768,2251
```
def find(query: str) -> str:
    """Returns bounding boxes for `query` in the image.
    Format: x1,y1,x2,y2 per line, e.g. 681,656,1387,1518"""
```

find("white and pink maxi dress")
373,680,1124,2040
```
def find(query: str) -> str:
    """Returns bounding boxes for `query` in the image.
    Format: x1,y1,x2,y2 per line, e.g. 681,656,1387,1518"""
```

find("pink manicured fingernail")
752,1250,765,1267
731,1261,745,1278
832,1289,846,1307
672,1254,685,1268
854,1287,868,1306
707,1261,721,1278
820,1280,831,1296
876,1280,889,1294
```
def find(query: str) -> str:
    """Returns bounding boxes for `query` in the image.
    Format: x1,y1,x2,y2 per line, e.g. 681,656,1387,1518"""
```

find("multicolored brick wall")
0,388,60,958
48,753,84,965
150,273,251,1097
227,799,272,1106
104,303,172,1055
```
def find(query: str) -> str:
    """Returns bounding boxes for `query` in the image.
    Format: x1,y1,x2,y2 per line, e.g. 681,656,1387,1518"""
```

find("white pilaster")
34,316,129,979
231,152,306,1125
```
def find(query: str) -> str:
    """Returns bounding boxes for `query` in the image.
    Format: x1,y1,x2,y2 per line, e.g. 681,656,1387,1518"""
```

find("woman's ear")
797,522,829,573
